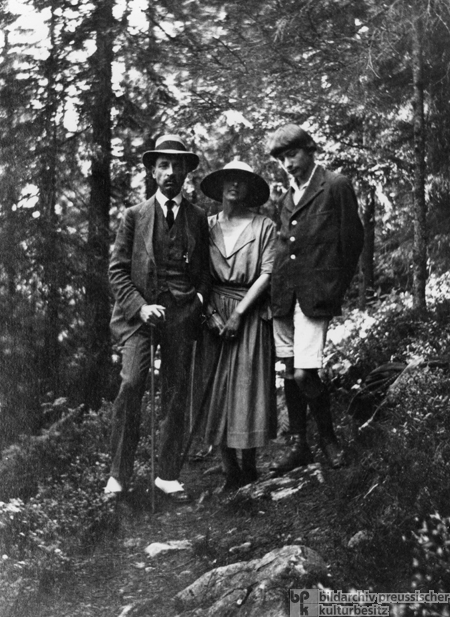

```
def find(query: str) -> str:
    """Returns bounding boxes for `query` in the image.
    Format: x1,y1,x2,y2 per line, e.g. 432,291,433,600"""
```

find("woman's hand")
205,311,225,336
221,310,243,341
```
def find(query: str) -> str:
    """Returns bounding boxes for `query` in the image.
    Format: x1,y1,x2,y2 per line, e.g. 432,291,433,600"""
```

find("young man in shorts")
267,124,364,470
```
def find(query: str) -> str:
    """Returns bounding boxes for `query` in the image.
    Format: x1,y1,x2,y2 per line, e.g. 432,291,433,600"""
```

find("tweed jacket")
110,195,211,343
272,165,364,318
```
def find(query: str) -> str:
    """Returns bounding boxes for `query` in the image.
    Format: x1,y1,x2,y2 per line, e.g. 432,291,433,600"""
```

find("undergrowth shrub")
0,403,110,502
330,298,450,592
412,513,450,593
342,368,450,517
326,294,450,388
386,513,450,616
0,401,117,611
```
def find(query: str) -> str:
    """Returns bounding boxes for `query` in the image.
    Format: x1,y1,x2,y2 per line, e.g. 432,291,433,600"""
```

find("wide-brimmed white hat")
143,134,199,172
200,161,270,207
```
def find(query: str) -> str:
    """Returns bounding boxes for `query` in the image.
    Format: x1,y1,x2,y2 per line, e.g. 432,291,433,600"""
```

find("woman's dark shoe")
241,448,258,485
219,446,243,492
270,436,314,474
220,474,243,492
221,446,241,475
241,469,258,486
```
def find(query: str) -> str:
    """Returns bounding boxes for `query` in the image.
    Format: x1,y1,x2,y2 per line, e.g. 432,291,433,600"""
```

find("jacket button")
291,220,298,226
290,254,296,260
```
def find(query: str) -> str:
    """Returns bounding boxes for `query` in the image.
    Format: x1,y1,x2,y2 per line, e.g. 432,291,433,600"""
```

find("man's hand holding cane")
139,304,166,325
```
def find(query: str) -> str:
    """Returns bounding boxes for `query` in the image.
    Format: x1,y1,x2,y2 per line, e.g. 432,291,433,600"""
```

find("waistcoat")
153,203,196,304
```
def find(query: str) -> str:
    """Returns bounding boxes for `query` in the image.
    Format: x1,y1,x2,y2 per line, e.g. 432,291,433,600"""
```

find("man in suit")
105,134,211,503
266,124,363,471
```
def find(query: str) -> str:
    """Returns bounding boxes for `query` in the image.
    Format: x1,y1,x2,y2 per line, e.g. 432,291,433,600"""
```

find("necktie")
166,199,175,229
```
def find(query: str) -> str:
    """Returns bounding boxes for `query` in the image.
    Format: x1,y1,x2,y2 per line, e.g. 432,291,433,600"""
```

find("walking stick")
150,326,156,513
189,340,197,433
179,342,222,470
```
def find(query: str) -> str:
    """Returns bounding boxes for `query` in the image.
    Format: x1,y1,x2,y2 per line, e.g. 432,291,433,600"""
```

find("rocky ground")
10,439,376,617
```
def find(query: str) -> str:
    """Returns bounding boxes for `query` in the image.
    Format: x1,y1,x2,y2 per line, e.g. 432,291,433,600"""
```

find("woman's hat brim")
200,168,270,207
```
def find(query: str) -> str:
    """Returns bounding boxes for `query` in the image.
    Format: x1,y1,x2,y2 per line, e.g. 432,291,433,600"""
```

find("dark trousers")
110,293,201,483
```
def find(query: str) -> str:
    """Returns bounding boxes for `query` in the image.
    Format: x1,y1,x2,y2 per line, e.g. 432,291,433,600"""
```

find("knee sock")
284,378,308,440
307,388,337,443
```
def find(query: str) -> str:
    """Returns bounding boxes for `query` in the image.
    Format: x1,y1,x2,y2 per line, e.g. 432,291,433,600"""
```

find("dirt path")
17,441,352,617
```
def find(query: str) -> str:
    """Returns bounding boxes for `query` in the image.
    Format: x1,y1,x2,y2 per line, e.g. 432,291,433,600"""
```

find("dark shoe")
220,475,243,493
220,445,241,477
320,439,344,468
241,469,258,486
270,438,314,474
241,448,258,486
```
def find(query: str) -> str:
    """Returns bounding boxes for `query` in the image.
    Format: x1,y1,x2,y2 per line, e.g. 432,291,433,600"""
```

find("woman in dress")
197,161,277,490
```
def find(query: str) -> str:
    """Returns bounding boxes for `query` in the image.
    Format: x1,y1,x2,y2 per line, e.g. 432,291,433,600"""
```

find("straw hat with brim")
200,161,270,208
143,134,199,172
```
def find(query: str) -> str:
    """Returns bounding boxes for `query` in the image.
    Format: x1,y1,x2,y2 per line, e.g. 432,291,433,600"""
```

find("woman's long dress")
198,213,277,449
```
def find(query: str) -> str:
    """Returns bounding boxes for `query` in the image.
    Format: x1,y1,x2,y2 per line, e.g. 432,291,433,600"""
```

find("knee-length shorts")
273,301,329,369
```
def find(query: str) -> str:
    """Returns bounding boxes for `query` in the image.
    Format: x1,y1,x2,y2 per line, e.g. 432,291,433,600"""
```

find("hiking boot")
320,439,344,468
270,437,314,474
308,389,343,468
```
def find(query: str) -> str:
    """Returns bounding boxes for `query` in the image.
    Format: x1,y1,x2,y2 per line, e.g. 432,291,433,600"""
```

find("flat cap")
267,124,317,157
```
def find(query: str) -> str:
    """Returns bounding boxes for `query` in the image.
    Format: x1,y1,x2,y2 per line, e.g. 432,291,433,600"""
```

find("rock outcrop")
174,544,328,616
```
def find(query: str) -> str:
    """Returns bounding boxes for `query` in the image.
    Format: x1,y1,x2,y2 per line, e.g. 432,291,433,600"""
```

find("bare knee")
293,368,309,390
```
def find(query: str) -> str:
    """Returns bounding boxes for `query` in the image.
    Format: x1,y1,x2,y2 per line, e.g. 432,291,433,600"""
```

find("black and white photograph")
1,1,450,615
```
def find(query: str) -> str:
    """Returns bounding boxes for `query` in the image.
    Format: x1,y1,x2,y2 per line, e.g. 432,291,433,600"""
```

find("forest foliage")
1,284,450,611
1,0,450,450
1,1,450,608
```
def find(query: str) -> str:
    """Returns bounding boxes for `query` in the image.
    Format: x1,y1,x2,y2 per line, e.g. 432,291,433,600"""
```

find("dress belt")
212,284,248,300
212,283,272,321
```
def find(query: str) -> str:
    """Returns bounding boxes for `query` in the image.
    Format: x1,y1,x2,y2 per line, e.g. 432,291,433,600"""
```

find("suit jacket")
272,165,364,318
110,195,211,343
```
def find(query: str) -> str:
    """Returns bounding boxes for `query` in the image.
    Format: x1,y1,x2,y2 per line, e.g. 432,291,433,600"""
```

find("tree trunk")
358,186,375,310
1,29,19,298
120,0,137,210
143,0,158,199
85,0,114,409
40,1,61,396
411,14,427,312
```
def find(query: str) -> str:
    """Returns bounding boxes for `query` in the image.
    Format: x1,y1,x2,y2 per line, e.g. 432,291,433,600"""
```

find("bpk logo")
290,589,319,617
